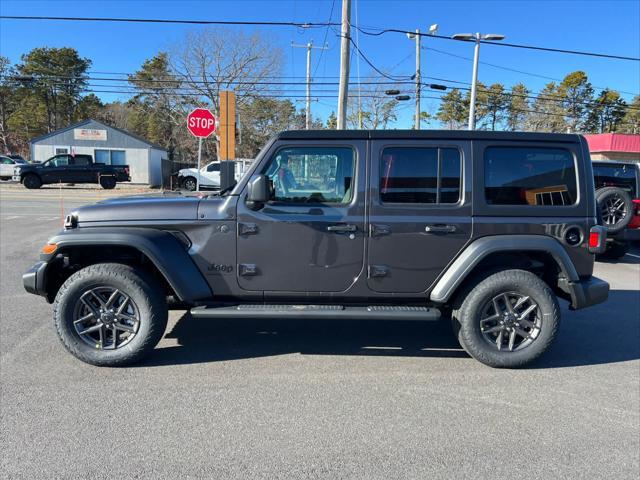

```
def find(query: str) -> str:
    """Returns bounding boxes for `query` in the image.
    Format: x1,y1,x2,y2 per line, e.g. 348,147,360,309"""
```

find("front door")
236,141,366,293
367,140,472,293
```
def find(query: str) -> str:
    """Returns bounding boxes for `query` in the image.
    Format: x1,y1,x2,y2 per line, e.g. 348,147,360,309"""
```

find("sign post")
187,108,217,192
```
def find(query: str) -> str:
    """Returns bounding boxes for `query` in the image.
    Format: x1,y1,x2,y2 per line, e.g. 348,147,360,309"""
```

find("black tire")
182,176,197,191
23,173,42,189
451,269,560,368
53,263,168,367
99,176,117,189
596,187,633,234
597,240,630,260
0,176,11,181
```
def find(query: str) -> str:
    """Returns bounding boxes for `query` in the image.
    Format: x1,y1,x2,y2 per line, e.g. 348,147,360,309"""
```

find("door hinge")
370,224,391,237
238,222,258,235
369,265,389,278
239,264,258,276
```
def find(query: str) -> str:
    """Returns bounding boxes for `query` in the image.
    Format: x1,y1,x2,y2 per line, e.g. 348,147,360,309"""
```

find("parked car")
178,159,253,191
592,160,640,259
23,130,608,368
12,153,131,189
0,155,28,180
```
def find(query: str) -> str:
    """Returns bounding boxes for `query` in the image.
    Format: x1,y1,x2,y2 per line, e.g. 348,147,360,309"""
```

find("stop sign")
187,108,216,138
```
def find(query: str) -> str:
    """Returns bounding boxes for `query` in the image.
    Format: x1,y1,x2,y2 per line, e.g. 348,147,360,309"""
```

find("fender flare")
429,235,579,303
46,227,212,303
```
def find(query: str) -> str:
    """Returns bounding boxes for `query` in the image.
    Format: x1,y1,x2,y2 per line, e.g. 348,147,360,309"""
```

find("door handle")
424,224,457,233
327,224,357,233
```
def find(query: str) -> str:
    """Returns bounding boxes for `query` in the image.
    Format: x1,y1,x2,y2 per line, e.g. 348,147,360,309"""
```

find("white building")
29,119,168,186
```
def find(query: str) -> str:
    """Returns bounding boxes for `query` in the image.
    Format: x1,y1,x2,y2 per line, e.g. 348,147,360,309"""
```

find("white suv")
1,155,28,180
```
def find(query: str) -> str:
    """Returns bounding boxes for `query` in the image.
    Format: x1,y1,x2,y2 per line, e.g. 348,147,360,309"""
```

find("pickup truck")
13,153,131,189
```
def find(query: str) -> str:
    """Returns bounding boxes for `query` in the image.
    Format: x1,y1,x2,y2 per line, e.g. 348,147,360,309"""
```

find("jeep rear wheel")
182,176,197,191
452,269,560,368
53,263,168,367
596,187,633,234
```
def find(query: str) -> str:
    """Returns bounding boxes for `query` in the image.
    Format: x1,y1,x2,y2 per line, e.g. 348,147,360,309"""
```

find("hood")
73,194,206,225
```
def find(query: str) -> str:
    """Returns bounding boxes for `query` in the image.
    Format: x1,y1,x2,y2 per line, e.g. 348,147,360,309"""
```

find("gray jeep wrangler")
23,130,609,368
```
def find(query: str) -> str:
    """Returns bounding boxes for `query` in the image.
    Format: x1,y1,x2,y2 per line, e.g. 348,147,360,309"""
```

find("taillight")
588,226,606,254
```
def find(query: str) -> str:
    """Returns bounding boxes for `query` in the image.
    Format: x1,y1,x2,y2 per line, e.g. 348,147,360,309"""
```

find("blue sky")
1,0,639,128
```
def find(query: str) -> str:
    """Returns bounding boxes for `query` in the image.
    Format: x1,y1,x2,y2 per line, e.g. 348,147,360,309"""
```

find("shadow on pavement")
143,315,467,367
140,290,639,369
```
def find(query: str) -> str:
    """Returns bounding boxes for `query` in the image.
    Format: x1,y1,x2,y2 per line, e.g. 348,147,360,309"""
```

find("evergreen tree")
436,88,466,129
585,89,627,133
506,83,530,131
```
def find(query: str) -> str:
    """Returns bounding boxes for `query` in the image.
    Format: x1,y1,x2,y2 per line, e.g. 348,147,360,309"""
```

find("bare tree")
170,27,284,113
347,75,400,129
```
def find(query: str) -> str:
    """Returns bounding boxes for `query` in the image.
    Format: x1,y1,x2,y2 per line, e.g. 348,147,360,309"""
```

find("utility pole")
292,41,328,129
414,29,421,129
337,0,351,129
407,24,438,130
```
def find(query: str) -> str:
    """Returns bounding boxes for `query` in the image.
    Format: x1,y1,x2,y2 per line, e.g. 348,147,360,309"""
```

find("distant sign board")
74,128,107,141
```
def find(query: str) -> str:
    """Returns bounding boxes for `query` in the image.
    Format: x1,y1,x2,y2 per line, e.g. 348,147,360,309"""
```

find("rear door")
367,140,472,293
70,155,96,183
236,140,366,293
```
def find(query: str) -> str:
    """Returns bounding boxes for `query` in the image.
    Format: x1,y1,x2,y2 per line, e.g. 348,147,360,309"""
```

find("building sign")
74,128,107,141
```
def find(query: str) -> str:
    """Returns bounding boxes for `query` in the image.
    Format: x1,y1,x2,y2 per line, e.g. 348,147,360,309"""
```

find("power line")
3,15,637,61
311,0,336,78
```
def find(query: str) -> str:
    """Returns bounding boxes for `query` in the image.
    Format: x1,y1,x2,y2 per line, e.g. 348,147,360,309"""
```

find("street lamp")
452,32,505,130
407,24,439,130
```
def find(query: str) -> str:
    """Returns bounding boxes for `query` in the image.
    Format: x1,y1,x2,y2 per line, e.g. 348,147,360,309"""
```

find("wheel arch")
42,228,212,304
430,235,579,304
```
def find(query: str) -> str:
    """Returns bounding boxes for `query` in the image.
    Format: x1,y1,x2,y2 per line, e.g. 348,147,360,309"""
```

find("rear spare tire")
596,187,633,234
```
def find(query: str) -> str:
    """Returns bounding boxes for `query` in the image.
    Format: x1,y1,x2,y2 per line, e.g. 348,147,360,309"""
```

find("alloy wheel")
72,286,140,350
479,292,541,352
600,194,627,226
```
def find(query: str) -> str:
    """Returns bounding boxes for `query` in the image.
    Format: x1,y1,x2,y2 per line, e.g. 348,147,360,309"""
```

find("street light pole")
468,34,481,131
452,32,505,130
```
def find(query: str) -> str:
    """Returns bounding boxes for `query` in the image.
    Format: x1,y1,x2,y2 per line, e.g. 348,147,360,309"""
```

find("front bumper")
23,261,48,297
561,276,609,310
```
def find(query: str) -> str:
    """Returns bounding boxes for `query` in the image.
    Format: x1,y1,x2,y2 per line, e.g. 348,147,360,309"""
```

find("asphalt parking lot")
1,184,639,479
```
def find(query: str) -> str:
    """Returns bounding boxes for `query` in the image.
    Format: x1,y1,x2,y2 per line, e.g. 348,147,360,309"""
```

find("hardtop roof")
276,129,582,143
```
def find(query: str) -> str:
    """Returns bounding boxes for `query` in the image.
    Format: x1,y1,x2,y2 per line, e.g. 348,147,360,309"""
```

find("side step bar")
190,304,441,321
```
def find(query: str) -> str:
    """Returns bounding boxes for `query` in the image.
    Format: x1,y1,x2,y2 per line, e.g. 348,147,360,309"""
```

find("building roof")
277,129,582,143
29,119,166,151
583,133,640,153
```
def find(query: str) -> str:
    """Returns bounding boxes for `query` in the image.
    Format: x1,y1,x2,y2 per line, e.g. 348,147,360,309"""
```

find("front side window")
484,147,577,206
380,147,461,204
48,155,69,167
264,146,355,204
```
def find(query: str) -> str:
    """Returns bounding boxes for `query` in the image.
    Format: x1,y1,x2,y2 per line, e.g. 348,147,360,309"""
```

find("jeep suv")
23,131,609,368
592,161,640,259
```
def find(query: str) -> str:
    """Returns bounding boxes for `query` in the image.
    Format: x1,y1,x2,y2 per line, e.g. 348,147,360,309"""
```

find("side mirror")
246,174,270,208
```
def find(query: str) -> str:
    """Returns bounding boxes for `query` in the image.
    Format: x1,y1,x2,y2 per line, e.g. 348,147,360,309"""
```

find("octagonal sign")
187,108,216,138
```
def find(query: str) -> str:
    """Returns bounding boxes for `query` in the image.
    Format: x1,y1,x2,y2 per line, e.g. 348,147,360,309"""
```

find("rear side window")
593,163,637,197
72,156,91,166
380,147,461,204
484,147,577,206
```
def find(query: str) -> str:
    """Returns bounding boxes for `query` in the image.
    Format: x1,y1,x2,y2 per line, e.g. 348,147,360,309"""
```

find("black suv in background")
13,153,131,189
593,161,640,259
23,130,609,368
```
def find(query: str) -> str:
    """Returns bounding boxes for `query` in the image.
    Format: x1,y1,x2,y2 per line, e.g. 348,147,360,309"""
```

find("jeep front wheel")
53,263,168,367
452,269,560,368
